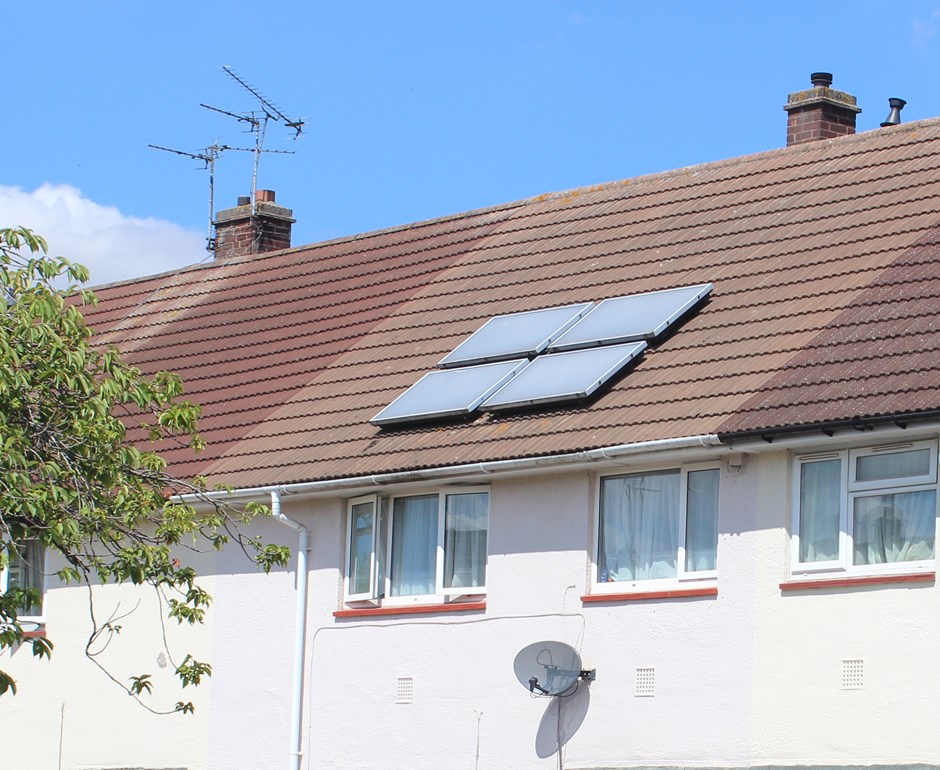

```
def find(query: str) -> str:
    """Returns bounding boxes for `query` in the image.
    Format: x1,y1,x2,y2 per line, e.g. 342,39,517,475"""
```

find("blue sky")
6,1,940,283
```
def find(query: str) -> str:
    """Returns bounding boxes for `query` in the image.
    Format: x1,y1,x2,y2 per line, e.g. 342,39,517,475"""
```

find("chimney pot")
237,195,251,206
810,72,834,88
256,189,276,203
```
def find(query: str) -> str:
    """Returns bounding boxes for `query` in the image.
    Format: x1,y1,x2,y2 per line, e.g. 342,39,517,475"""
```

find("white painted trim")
591,460,721,593
376,486,490,604
177,434,725,505
344,495,378,602
440,487,490,597
791,439,939,578
848,440,938,491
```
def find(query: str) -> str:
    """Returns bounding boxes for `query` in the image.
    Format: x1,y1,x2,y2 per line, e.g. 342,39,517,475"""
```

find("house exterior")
3,74,940,770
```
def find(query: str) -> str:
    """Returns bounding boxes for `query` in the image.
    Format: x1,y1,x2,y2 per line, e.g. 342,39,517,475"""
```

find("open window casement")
344,488,489,603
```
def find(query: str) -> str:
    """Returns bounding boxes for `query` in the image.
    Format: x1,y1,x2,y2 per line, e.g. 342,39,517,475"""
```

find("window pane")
685,469,720,572
799,459,841,563
599,470,680,582
856,448,932,482
390,495,438,596
853,490,936,565
376,498,389,599
347,501,374,596
444,492,488,590
8,541,43,616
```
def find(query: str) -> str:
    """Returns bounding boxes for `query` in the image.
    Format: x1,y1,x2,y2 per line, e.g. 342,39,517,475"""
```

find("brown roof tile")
84,119,940,486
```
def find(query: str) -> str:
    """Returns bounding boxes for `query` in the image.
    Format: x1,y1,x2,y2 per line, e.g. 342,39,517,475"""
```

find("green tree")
0,227,288,712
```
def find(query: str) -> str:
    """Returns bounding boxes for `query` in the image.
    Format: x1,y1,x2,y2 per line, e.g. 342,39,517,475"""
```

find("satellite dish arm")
528,677,550,695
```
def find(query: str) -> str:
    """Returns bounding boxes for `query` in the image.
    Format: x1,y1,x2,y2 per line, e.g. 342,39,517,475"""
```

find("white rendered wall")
301,449,940,769
0,510,301,770
2,440,940,769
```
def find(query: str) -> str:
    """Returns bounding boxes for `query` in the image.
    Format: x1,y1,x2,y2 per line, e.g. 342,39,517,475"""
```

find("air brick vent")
396,675,415,704
842,658,864,689
635,667,655,697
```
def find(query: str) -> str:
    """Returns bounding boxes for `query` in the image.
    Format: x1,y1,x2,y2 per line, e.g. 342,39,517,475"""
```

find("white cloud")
0,184,205,286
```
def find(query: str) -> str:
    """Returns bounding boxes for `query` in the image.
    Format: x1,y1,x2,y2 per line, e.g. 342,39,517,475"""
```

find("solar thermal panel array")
371,283,713,426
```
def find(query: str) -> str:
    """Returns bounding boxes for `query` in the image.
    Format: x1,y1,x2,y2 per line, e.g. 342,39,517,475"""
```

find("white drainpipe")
270,490,309,770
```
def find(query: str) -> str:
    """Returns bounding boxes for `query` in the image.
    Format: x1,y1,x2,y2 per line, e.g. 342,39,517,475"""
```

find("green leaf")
0,226,282,709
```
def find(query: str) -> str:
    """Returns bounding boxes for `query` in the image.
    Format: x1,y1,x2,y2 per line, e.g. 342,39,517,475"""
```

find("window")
0,540,45,619
596,465,720,588
345,488,489,602
793,441,938,575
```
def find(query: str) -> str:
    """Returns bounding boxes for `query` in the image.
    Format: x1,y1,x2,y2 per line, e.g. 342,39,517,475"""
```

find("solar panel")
480,342,647,411
371,359,528,426
439,303,594,368
548,283,713,352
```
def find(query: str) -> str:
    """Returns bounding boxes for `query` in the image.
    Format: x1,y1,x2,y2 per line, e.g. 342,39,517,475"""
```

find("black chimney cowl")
880,98,906,127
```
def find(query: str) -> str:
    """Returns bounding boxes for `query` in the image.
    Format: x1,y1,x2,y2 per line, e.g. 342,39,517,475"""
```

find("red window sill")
334,601,486,618
21,628,46,639
581,586,718,603
780,572,935,591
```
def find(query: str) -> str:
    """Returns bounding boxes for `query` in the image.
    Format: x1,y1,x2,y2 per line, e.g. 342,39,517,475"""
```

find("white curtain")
685,469,720,571
443,492,488,589
600,470,680,581
390,495,438,596
855,448,930,482
799,459,841,563
853,490,936,565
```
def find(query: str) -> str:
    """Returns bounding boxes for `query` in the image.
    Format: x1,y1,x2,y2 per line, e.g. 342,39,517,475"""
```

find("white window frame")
343,495,379,602
592,462,721,594
343,486,489,604
791,440,939,577
0,540,46,625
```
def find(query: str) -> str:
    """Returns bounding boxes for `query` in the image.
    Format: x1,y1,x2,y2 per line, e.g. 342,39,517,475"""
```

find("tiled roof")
83,118,940,487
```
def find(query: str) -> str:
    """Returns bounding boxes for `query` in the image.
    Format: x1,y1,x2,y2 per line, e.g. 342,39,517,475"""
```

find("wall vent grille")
396,676,415,704
635,667,655,697
842,659,864,689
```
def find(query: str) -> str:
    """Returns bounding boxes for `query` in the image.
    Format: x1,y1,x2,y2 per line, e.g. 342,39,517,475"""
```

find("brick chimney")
784,73,861,146
212,190,295,260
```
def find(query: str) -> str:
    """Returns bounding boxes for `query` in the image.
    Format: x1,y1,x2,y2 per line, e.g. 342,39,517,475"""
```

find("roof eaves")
717,408,940,445
184,433,726,502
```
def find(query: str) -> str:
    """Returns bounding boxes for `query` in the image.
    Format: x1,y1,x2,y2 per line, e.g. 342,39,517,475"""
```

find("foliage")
0,227,290,711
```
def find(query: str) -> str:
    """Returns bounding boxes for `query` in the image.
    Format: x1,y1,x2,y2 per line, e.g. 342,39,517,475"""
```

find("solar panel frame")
370,359,529,426
480,342,647,412
438,302,594,369
548,283,713,352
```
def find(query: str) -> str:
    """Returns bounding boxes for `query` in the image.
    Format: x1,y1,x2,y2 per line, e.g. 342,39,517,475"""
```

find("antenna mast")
149,66,303,255
149,142,295,254
204,65,304,213
148,143,226,253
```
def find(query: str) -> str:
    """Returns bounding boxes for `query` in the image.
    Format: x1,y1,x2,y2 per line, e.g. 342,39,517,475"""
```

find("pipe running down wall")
270,491,310,770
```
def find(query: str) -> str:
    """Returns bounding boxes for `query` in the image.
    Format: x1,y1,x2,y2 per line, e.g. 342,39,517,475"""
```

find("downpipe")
271,490,309,770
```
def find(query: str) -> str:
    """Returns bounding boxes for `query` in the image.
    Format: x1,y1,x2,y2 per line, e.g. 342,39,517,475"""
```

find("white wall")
0,510,300,770
302,451,940,769
2,441,939,770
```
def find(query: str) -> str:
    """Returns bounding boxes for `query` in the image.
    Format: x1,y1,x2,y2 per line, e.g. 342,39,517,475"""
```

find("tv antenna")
147,142,225,253
200,65,304,210
148,141,294,254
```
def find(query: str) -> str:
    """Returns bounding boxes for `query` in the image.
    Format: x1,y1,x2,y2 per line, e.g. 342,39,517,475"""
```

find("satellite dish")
513,641,594,696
